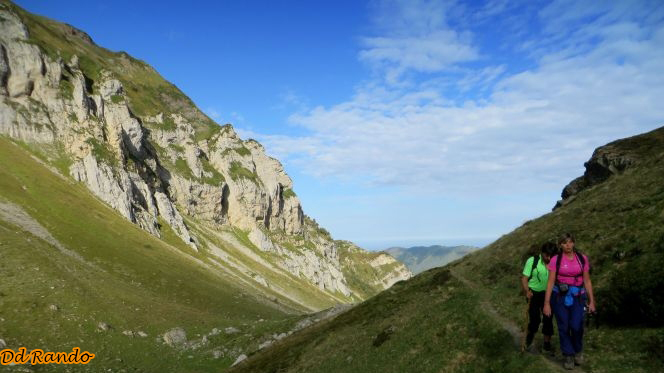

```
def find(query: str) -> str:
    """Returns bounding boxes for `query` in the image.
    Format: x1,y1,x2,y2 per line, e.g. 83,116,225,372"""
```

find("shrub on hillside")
598,235,664,326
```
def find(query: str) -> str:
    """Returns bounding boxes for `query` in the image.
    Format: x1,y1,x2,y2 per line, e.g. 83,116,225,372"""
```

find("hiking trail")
450,268,587,373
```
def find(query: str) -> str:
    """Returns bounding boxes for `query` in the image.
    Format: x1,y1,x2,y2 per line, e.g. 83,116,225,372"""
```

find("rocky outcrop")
369,253,412,288
553,139,638,210
154,191,195,247
0,2,409,309
248,227,350,296
163,327,187,348
338,241,412,298
70,155,133,222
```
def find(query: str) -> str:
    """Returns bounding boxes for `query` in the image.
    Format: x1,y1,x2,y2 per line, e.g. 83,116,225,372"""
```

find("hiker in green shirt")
521,242,558,352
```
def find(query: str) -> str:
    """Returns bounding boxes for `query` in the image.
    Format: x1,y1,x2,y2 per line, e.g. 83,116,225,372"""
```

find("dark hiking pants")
527,290,554,341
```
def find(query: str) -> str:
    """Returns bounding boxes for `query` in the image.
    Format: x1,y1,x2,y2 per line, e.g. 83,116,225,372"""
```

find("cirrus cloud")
250,0,664,198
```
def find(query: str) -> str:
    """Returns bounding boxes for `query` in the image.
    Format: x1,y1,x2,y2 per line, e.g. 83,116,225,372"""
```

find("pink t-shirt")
547,253,589,286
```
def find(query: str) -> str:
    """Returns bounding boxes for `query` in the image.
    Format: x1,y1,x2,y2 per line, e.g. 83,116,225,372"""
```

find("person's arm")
521,257,534,299
521,275,533,300
543,268,556,317
583,270,596,313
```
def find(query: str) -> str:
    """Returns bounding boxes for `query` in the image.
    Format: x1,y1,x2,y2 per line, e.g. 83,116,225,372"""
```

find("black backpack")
527,255,541,282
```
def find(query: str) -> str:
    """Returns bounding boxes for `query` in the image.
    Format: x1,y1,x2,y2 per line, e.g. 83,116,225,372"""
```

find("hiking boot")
542,341,555,355
574,353,584,366
525,333,534,347
563,356,575,370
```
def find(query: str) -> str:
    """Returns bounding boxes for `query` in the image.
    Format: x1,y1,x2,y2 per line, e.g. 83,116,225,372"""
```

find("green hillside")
229,127,664,373
0,137,301,372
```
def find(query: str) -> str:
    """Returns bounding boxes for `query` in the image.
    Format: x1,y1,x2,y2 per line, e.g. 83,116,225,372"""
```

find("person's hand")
588,301,596,313
526,290,533,300
543,303,552,317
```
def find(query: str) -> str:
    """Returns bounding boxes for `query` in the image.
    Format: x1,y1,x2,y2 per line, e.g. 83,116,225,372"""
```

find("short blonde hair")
558,232,575,246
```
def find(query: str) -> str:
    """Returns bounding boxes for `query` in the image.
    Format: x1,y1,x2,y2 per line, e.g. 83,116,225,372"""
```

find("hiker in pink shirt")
543,233,596,370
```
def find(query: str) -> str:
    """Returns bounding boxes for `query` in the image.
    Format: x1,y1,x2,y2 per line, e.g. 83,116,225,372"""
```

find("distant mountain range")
384,245,480,274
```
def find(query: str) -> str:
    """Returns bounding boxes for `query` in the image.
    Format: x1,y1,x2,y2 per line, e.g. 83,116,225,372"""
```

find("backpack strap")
554,251,586,284
577,251,586,270
528,255,540,282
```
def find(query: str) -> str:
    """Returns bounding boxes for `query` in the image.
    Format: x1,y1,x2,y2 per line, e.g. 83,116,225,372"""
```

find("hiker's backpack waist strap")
553,285,585,295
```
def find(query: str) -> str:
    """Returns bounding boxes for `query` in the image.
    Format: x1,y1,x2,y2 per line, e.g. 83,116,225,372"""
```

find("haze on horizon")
15,0,664,250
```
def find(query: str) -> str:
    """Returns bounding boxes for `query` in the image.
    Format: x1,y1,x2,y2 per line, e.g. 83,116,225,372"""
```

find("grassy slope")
0,136,303,372
229,269,553,373
191,223,348,311
230,127,664,373
451,127,664,373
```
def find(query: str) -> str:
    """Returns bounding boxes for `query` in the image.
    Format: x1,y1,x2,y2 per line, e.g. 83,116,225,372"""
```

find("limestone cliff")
0,2,411,310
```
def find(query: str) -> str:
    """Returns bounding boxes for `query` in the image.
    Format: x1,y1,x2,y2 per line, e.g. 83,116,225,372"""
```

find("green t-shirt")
522,255,549,292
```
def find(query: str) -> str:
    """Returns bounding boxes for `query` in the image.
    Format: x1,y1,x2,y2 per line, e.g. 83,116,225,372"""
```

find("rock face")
369,253,413,288
337,241,412,299
0,2,410,310
552,130,660,210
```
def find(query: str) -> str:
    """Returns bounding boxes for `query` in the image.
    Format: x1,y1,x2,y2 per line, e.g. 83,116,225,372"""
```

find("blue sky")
14,0,664,249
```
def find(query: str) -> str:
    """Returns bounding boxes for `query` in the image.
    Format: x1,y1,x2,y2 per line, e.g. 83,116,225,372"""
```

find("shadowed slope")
0,137,299,372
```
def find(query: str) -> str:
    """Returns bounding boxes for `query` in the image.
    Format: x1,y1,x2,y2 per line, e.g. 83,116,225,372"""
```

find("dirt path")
450,268,586,373
0,199,103,272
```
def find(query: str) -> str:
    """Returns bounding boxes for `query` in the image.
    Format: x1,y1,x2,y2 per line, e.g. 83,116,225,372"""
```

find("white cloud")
205,107,221,120
455,65,506,93
203,108,246,126
368,0,453,35
359,31,478,75
272,89,310,112
359,0,478,81
252,0,664,197
230,112,245,123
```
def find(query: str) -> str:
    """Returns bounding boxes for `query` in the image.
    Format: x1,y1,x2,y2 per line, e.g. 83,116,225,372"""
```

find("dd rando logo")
1,347,95,365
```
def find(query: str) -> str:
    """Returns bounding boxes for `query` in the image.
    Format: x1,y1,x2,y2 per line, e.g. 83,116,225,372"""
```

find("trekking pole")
585,306,599,329
520,296,531,352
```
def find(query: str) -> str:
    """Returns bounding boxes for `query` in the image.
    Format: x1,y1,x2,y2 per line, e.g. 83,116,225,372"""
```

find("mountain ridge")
0,0,411,313
0,2,415,370
384,245,480,274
